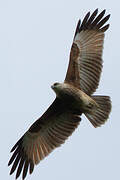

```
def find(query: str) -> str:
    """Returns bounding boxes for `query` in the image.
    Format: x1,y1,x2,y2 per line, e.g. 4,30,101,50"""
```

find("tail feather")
85,95,111,127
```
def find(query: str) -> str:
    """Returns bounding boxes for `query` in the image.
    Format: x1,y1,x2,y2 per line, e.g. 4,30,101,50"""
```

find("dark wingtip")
10,145,15,152
74,19,81,38
8,161,11,166
76,19,81,31
83,9,110,31
86,11,91,17
10,147,15,153
8,149,18,166
22,161,29,180
95,8,98,12
101,9,106,15
15,156,25,179
84,11,91,22
10,167,14,175
107,14,111,20
93,8,99,15
100,24,110,32
29,161,34,174
10,137,23,152
79,11,90,31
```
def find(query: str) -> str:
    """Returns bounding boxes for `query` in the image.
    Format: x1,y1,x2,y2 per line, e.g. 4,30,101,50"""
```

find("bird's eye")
53,82,59,86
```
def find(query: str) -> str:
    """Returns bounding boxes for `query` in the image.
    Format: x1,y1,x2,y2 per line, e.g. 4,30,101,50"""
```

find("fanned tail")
85,95,111,127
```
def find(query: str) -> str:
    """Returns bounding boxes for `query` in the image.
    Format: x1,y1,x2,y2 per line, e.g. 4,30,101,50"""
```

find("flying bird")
8,9,111,180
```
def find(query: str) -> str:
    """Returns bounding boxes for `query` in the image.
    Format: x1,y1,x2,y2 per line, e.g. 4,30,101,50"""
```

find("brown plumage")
8,9,111,180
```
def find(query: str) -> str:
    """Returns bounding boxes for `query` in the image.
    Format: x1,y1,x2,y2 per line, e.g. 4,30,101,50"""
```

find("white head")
51,82,63,96
51,82,74,99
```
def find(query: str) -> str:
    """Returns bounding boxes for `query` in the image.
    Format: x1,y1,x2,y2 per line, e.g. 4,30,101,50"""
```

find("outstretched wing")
65,9,110,95
8,98,81,180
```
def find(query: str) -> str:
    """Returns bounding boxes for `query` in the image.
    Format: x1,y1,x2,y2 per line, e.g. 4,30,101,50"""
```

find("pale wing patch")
65,9,110,95
73,30,104,95
8,113,81,179
23,113,80,164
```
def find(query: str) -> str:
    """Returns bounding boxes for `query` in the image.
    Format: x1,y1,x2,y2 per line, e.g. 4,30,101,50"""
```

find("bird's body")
51,82,98,114
8,9,112,180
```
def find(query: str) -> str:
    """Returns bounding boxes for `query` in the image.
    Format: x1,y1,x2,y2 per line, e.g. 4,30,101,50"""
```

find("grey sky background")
0,0,120,179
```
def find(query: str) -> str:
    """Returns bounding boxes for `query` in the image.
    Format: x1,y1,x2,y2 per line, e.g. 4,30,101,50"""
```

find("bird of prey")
8,9,111,180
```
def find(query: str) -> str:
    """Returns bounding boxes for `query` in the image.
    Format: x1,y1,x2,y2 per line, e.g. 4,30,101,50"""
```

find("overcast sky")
1,0,120,180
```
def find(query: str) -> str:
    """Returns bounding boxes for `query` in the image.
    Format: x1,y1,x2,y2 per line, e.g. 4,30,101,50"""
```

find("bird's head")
51,82,61,92
51,82,66,97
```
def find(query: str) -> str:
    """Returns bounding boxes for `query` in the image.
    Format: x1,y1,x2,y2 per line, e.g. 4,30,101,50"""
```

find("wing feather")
8,98,81,179
16,156,25,179
87,9,98,26
65,9,110,95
